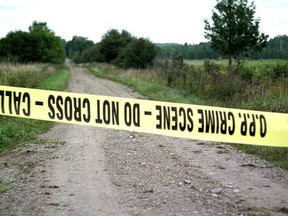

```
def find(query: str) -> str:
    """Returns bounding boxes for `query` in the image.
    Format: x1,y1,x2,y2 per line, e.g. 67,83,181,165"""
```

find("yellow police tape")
0,85,287,147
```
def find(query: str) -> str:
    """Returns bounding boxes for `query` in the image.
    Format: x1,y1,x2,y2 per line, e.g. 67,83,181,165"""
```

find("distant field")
185,59,287,66
185,59,288,67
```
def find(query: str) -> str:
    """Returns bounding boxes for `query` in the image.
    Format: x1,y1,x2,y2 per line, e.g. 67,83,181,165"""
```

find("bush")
272,62,288,79
204,59,220,75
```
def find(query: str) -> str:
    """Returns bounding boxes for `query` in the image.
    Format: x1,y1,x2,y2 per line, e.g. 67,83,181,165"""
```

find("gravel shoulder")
0,64,287,216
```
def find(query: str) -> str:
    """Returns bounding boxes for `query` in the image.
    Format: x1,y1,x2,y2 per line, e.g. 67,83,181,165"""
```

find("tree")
28,21,65,63
204,0,268,74
65,36,94,63
0,21,65,63
0,31,33,62
115,38,157,69
99,29,134,63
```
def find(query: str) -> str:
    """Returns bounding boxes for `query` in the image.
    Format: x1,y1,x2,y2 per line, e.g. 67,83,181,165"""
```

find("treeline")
156,35,288,60
66,29,157,69
0,21,65,64
1,21,287,67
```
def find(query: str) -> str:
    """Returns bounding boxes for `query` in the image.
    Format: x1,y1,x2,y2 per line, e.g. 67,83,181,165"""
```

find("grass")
0,181,11,194
0,63,69,154
88,62,288,170
90,65,207,105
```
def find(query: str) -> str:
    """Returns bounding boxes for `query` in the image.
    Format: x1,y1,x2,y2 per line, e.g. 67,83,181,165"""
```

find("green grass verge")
90,67,207,105
89,65,288,170
38,68,70,91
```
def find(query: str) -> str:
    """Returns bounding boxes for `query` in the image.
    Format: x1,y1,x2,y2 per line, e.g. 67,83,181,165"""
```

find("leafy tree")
65,36,94,63
99,29,134,63
204,0,268,74
28,21,65,63
115,38,157,69
156,42,220,60
81,42,103,63
0,21,65,64
252,35,288,60
0,31,33,62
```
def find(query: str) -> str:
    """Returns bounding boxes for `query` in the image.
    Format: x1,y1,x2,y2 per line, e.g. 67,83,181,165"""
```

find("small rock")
211,187,222,195
48,185,60,189
139,162,146,167
184,180,192,184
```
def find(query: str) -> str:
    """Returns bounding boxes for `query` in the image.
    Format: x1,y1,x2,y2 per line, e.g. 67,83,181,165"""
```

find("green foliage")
204,0,268,74
99,29,135,63
0,21,65,64
204,59,220,75
156,35,288,61
38,68,69,91
0,181,11,194
157,42,220,60
67,29,157,69
65,36,94,63
114,38,157,69
272,62,288,79
253,35,288,59
0,63,53,87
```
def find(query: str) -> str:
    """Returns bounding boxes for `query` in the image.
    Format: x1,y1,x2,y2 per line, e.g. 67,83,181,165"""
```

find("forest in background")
156,35,288,60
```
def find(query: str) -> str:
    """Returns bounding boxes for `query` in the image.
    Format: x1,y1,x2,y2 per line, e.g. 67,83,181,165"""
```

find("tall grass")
88,61,288,169
0,63,69,153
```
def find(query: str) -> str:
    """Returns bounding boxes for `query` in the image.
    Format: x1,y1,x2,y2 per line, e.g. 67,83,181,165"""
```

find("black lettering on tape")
74,98,82,122
0,90,30,116
198,109,235,135
171,107,177,130
179,107,186,131
48,95,55,119
0,90,4,113
205,110,215,133
22,92,30,116
56,96,64,120
259,115,267,137
198,109,204,133
156,105,161,129
83,98,91,123
95,100,119,126
0,85,286,147
239,113,267,138
124,102,140,127
156,105,194,132
48,95,91,123
64,97,73,121
228,112,235,135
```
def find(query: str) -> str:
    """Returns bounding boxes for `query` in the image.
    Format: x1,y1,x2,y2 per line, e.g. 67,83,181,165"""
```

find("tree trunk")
228,55,233,76
236,55,241,74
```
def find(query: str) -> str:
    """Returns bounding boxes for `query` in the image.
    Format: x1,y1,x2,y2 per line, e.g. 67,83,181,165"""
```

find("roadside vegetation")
0,0,286,170
88,59,288,169
0,63,69,154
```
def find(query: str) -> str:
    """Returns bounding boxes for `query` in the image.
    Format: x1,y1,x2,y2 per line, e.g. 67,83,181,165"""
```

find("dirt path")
0,64,288,216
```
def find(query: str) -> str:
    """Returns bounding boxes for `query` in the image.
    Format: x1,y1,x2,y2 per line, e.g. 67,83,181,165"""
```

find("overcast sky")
0,0,287,44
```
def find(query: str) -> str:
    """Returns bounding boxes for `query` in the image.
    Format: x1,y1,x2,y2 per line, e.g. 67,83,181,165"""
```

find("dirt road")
0,65,288,215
